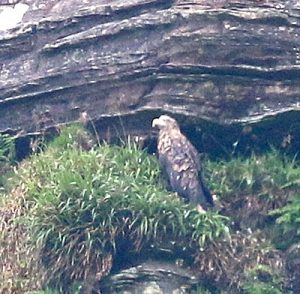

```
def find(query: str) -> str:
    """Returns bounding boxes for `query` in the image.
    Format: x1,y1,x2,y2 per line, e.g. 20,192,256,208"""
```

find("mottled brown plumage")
152,115,214,211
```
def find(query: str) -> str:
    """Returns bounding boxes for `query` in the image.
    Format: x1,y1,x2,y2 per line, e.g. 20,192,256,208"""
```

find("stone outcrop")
99,259,199,294
0,0,300,156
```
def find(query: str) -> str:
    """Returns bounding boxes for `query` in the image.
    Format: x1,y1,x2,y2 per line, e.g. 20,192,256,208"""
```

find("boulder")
99,259,199,294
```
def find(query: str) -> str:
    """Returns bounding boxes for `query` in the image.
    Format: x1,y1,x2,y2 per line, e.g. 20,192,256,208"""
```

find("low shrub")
207,150,300,199
1,125,298,293
270,194,300,249
242,264,286,294
206,150,300,229
15,126,229,292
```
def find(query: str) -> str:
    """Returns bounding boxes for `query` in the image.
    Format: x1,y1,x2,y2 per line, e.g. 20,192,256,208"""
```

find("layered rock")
0,0,299,156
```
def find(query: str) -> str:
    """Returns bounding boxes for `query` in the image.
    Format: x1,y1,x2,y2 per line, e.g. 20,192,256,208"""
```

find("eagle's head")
152,115,179,130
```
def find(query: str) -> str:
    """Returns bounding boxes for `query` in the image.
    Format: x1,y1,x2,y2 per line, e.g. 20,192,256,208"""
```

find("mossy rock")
1,125,299,293
13,125,229,292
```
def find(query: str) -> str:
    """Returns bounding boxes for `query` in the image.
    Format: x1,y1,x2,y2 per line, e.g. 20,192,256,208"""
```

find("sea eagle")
152,115,214,212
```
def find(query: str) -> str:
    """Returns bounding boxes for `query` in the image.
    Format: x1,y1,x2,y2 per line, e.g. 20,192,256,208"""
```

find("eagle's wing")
182,137,202,171
170,133,200,174
183,137,214,207
158,130,213,208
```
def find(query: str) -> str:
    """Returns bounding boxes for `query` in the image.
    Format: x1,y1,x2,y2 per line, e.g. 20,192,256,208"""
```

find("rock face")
0,0,300,156
99,259,199,294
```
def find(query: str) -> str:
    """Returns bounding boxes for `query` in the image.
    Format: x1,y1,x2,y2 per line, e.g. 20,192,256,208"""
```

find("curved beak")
152,118,160,128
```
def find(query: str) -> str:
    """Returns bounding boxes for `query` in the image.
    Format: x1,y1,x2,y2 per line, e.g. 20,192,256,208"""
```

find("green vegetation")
0,133,15,187
0,133,15,163
0,126,228,293
242,265,286,294
270,194,300,249
207,150,300,199
0,125,299,293
206,150,300,229
27,291,60,294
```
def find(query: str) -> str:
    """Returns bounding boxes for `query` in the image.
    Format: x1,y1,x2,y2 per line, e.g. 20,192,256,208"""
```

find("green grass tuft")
269,194,300,248
242,264,286,294
0,133,16,188
206,150,300,230
14,127,229,292
0,133,15,163
46,123,95,151
207,149,300,199
2,125,299,293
